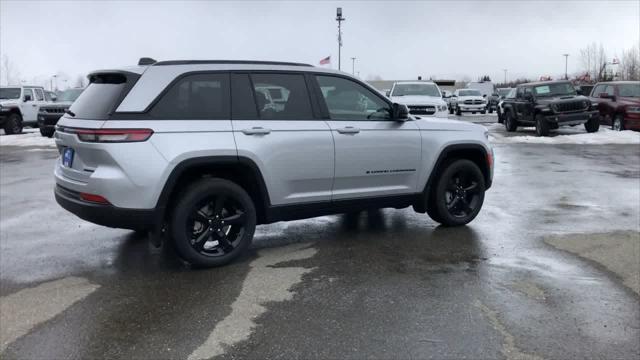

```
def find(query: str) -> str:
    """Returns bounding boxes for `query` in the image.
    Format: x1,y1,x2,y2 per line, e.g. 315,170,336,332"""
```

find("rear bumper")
55,185,154,231
545,110,598,125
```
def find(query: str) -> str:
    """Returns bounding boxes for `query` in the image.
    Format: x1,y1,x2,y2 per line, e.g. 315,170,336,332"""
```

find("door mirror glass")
599,92,611,99
392,103,409,121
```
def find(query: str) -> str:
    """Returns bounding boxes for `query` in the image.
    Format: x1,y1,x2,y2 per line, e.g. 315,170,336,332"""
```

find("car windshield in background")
392,84,440,97
533,83,576,97
58,89,84,102
498,88,512,97
0,88,21,99
459,89,481,96
618,83,640,97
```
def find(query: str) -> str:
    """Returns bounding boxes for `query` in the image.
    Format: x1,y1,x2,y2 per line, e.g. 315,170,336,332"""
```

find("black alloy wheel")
430,159,485,226
171,178,256,267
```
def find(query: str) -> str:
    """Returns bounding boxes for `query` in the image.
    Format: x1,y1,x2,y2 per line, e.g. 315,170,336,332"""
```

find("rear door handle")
242,127,271,135
337,126,360,134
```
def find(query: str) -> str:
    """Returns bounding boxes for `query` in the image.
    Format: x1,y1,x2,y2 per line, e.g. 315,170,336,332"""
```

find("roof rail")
153,60,313,67
138,57,157,66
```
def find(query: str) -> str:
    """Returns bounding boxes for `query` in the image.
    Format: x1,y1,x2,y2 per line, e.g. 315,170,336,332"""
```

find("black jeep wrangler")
501,81,600,136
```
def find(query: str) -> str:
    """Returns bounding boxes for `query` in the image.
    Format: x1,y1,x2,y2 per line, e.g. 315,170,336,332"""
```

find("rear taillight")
60,128,153,143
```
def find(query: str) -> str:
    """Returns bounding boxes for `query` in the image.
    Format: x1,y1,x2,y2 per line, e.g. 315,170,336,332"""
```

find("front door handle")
337,126,360,134
242,127,271,135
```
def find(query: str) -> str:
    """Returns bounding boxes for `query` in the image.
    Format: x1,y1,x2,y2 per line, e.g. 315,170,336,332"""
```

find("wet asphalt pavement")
1,119,639,359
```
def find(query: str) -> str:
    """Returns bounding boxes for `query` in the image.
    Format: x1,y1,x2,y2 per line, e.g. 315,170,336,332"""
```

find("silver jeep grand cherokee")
54,58,494,267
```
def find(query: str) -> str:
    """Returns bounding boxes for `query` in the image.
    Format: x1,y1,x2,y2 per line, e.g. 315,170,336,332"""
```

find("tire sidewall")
5,113,23,135
434,159,485,226
613,116,624,131
171,178,256,267
535,114,549,136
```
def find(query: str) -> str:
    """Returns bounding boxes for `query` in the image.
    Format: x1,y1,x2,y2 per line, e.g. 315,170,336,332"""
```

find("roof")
153,60,313,67
392,81,437,85
593,81,640,85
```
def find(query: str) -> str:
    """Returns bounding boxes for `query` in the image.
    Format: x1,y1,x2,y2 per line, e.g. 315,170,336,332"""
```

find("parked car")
497,88,516,123
0,85,48,134
449,89,487,115
589,81,640,131
387,81,448,117
37,87,84,137
54,58,494,268
501,80,599,136
468,81,497,113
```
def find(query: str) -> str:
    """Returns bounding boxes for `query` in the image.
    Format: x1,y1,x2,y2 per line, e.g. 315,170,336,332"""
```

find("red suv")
590,81,640,131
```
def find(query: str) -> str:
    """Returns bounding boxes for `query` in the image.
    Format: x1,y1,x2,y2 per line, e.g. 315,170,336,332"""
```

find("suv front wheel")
171,178,256,267
428,159,485,226
3,113,23,135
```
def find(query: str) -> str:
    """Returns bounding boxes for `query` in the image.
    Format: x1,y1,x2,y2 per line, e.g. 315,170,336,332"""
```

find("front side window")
591,84,605,97
316,75,390,121
34,89,44,101
604,85,615,96
250,73,313,120
151,73,230,119
23,88,34,100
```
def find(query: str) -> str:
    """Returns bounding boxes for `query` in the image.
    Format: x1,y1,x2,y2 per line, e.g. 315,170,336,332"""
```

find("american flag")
319,56,331,65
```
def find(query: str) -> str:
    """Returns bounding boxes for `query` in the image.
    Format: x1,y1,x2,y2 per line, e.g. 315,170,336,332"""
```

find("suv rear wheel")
171,178,256,267
429,159,485,226
584,115,600,133
3,113,23,135
612,114,625,131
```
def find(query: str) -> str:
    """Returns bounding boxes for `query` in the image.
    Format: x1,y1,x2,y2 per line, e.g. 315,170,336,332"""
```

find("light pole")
503,69,507,84
52,75,58,91
336,7,345,71
351,57,356,75
562,54,569,80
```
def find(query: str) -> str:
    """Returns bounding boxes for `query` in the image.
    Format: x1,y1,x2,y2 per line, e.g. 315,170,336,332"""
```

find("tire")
504,111,517,132
535,113,549,136
3,113,23,135
449,106,454,115
488,108,493,114
584,116,600,133
430,159,485,226
40,127,55,138
170,178,256,268
456,107,462,116
612,114,624,131
481,110,486,114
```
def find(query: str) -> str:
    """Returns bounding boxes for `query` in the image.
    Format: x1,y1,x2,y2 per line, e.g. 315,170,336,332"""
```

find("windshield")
618,83,640,97
458,89,481,96
58,88,84,102
498,88,512,97
391,83,440,97
0,88,21,100
533,82,576,97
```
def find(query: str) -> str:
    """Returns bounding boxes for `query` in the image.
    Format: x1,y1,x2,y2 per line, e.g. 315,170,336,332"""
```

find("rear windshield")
67,73,132,119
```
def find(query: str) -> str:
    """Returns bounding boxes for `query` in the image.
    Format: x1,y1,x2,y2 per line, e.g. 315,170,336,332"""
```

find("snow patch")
488,124,640,145
0,131,56,148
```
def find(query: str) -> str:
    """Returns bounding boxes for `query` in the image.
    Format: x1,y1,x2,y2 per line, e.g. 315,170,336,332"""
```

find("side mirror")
599,93,615,101
392,103,409,121
51,95,57,102
524,93,534,102
483,94,487,98
24,94,32,102
385,90,391,97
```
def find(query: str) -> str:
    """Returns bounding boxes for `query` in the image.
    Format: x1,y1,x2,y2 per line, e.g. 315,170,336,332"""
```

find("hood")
536,94,588,105
0,99,20,107
457,95,485,101
40,101,73,109
390,95,445,106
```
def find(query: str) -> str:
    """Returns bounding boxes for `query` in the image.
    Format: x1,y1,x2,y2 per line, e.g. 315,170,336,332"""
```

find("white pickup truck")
0,85,49,134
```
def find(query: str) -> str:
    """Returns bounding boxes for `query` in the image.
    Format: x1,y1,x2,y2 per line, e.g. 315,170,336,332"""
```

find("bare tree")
620,45,640,81
1,54,21,85
74,75,86,88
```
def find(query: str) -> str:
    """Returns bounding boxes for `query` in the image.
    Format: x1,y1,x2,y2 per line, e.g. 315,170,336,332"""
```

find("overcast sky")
1,0,639,87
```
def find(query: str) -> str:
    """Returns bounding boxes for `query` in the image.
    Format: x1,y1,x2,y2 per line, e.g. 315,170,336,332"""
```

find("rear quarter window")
150,73,230,119
68,73,134,120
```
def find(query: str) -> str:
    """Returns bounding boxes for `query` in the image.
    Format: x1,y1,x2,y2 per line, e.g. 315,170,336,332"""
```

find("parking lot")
1,116,639,359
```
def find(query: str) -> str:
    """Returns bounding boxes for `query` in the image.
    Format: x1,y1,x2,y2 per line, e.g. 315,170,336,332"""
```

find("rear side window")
69,73,130,120
151,73,230,120
250,73,313,120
